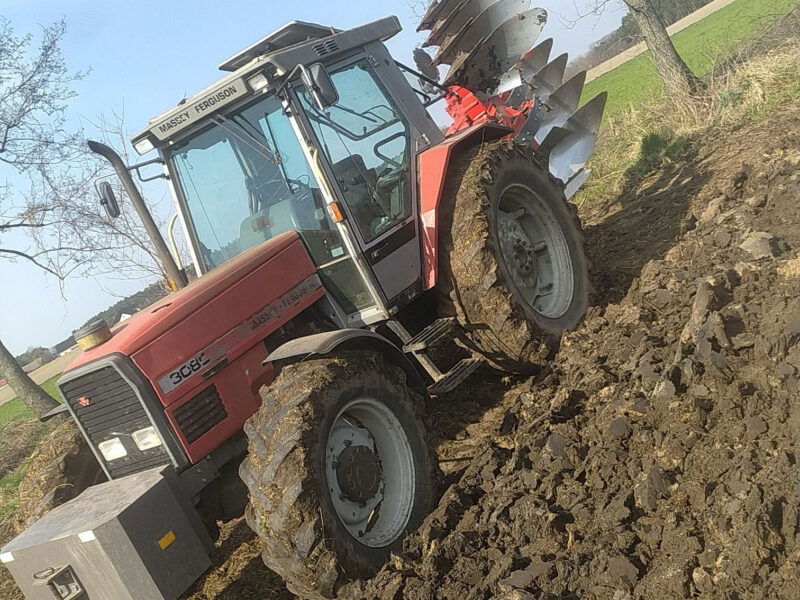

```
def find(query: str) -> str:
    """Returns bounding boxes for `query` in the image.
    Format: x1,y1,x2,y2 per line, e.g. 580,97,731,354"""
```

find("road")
586,0,741,82
0,348,81,406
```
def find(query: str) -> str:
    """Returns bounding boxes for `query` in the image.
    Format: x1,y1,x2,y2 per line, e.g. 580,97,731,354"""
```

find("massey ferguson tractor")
2,1,605,598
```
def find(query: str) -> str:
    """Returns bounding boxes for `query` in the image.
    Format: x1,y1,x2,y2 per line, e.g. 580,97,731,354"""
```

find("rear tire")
239,352,437,599
438,140,589,373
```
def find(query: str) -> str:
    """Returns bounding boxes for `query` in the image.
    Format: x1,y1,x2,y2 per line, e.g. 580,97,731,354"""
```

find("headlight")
133,137,155,154
247,71,270,91
132,426,163,451
98,437,127,461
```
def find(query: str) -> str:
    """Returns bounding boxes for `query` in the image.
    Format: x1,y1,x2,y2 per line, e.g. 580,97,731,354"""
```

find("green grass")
0,469,27,518
582,0,800,119
0,374,63,518
0,400,32,430
0,373,62,430
39,374,61,404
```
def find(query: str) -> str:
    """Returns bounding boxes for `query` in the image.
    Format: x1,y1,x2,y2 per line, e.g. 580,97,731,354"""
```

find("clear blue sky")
0,0,624,356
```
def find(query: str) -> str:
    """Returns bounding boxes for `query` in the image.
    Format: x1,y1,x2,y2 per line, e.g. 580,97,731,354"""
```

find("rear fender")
265,330,426,394
417,122,512,290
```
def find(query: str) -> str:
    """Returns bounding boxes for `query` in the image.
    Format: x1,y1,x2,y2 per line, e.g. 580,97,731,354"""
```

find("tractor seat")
330,154,386,237
239,187,325,251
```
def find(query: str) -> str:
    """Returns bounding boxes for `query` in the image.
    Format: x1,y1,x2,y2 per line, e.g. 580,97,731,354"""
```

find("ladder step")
402,318,456,353
428,358,483,395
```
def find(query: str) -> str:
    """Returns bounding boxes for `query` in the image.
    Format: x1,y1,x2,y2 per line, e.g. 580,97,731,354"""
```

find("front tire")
239,352,437,599
438,140,589,373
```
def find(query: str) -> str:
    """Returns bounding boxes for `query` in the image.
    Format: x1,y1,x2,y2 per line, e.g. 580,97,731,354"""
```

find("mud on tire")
438,139,589,373
239,351,437,599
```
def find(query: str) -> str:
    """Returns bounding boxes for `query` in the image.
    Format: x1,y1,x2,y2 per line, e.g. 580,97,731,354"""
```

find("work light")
132,426,163,451
98,437,127,461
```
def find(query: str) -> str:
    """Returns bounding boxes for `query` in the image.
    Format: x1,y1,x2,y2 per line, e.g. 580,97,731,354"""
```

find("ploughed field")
3,98,800,600
191,97,800,600
346,88,800,600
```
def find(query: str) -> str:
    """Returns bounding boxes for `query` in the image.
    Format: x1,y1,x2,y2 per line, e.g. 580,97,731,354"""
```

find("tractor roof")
131,17,400,153
218,21,338,72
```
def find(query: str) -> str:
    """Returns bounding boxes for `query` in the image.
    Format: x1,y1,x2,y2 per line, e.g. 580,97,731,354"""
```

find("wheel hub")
336,444,383,503
496,185,575,320
325,398,416,548
498,212,538,288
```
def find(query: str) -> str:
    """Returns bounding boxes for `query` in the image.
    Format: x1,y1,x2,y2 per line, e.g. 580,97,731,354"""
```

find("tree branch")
0,247,60,277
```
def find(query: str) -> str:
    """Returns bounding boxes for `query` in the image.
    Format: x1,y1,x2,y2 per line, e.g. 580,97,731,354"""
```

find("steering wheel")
376,165,406,193
287,174,312,194
249,175,311,213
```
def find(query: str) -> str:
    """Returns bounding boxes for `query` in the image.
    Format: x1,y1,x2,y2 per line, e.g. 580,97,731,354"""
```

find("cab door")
297,55,425,309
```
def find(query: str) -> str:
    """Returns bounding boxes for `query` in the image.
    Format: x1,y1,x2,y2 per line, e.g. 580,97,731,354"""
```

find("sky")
0,0,625,356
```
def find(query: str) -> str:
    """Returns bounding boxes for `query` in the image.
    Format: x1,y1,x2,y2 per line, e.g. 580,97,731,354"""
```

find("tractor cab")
131,18,445,328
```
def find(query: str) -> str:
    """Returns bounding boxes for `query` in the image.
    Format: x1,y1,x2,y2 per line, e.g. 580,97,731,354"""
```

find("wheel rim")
325,397,415,548
496,183,574,319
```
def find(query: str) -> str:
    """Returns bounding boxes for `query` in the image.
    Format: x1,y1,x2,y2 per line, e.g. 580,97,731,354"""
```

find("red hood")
66,231,307,373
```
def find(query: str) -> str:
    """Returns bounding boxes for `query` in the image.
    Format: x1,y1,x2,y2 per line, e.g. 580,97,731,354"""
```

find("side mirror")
301,63,339,110
98,181,120,219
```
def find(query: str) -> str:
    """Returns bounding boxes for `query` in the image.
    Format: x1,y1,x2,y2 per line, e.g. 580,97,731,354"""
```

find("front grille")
60,366,171,479
173,385,227,443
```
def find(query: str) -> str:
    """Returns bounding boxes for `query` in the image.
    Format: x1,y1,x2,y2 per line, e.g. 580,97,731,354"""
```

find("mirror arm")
87,140,187,290
274,64,304,101
129,157,169,183
395,61,450,94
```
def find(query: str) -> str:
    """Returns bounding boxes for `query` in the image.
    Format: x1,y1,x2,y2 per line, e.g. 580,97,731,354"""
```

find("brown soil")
182,518,286,600
169,102,800,600
341,108,800,599
0,420,48,481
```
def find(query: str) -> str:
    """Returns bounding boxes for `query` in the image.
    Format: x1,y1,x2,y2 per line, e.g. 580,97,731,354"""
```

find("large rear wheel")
239,352,437,599
438,139,589,373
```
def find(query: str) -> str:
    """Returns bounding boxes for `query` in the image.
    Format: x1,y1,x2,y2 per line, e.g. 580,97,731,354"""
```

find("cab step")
385,318,484,394
427,357,483,395
402,317,455,352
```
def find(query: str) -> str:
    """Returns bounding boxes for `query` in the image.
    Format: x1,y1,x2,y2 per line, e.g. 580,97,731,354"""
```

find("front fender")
264,329,426,394
417,122,512,290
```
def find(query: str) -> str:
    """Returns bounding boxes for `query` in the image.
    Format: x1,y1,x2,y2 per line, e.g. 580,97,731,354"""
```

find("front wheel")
239,352,437,599
438,140,589,373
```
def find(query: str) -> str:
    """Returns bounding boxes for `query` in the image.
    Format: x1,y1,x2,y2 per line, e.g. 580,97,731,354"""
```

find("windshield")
169,94,331,269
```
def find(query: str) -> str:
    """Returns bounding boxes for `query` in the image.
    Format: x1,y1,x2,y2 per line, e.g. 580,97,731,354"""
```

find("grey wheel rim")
325,398,415,548
496,183,574,319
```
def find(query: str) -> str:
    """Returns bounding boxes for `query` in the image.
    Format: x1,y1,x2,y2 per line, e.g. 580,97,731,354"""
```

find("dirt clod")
739,231,778,259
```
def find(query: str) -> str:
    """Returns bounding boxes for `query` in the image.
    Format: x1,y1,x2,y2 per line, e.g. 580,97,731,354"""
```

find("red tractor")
3,2,605,599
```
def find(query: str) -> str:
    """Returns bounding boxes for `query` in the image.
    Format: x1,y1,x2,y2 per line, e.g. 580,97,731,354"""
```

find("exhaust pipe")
88,140,187,290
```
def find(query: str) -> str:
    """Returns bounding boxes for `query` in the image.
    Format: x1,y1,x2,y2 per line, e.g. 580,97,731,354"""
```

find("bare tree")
0,19,101,416
80,110,180,284
0,341,58,416
581,0,701,97
624,0,701,96
0,18,181,417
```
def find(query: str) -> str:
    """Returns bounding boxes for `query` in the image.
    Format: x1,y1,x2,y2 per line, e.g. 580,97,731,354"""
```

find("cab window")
299,60,412,243
170,95,330,269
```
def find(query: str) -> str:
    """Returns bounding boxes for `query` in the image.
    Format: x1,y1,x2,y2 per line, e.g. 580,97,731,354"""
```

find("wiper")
212,114,281,165
261,112,293,192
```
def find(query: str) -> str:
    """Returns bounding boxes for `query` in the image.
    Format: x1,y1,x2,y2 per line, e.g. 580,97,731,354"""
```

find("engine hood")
64,231,322,389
